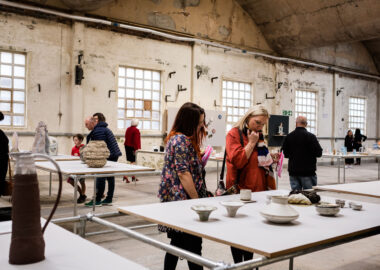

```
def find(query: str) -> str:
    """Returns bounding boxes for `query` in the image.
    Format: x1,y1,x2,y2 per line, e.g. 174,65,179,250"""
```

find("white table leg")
93,177,97,212
216,160,219,185
343,159,346,184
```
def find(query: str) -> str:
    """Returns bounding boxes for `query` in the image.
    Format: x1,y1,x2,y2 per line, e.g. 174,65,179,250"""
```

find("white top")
35,160,154,175
314,181,380,198
0,220,148,270
118,190,380,258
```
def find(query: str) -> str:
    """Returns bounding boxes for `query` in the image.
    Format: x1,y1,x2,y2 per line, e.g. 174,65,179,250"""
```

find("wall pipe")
1,0,380,82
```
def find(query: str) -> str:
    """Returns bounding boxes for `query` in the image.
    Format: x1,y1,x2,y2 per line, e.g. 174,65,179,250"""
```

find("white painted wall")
0,13,379,162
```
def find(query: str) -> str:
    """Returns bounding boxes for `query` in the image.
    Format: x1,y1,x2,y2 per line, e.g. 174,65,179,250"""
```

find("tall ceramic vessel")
9,152,62,265
82,140,110,168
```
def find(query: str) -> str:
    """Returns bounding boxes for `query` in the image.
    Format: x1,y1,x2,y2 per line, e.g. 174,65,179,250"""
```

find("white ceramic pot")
191,205,217,221
260,195,299,224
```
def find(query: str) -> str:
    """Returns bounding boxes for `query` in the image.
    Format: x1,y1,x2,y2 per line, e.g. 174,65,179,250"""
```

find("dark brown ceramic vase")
9,152,62,265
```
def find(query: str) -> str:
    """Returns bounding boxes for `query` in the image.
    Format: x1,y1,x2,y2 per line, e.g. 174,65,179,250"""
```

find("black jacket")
0,129,9,158
344,135,354,152
282,127,323,176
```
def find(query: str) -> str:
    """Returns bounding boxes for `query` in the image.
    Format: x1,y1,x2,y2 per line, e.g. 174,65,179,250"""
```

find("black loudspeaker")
75,65,84,85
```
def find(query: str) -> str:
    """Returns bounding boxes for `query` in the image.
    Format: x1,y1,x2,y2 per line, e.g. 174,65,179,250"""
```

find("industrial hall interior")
1,0,380,270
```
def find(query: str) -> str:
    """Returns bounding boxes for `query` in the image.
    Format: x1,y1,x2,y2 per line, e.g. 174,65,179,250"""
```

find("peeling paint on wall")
147,12,176,30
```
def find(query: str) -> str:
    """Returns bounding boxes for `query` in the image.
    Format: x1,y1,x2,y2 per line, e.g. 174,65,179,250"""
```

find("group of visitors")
344,129,367,167
66,113,141,206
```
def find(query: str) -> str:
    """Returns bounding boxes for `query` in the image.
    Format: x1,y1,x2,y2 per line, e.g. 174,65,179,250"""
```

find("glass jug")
9,152,62,265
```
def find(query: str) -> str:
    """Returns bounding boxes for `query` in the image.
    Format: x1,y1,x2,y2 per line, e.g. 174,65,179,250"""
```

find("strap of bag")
8,156,12,182
220,128,245,185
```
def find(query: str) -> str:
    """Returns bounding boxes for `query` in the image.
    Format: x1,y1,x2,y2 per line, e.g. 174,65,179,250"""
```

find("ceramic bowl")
220,201,244,217
260,212,299,223
191,205,217,221
352,204,363,211
316,204,340,216
260,196,299,224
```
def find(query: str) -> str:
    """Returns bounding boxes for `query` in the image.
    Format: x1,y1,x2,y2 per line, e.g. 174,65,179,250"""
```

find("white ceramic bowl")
352,204,363,210
260,212,299,223
220,201,244,217
191,205,217,221
316,204,340,216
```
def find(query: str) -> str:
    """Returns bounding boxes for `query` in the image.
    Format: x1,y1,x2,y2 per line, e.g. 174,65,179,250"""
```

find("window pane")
0,102,10,111
13,91,24,102
136,80,143,89
144,80,151,89
126,79,134,88
126,68,134,77
118,109,124,118
152,121,159,130
14,54,25,65
144,90,151,99
118,88,125,98
13,103,24,114
126,110,134,117
2,115,11,125
144,70,151,79
1,52,12,63
144,111,151,118
135,110,142,117
118,67,125,77
0,90,11,101
135,69,143,78
13,115,24,126
152,71,160,81
152,101,159,110
118,99,125,108
152,91,160,100
126,89,134,98
118,78,125,87
127,100,134,108
136,90,143,99
0,77,12,88
152,81,160,90
143,120,150,129
135,100,143,109
1,64,12,76
117,120,124,129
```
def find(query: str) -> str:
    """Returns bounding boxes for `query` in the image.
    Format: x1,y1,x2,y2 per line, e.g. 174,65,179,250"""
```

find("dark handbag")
215,129,244,196
198,169,214,198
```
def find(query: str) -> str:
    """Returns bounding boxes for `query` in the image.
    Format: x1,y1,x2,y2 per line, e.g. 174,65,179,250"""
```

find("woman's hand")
247,129,259,145
271,153,279,163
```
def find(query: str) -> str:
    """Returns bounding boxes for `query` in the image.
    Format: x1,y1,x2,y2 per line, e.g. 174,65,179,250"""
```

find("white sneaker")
345,165,348,169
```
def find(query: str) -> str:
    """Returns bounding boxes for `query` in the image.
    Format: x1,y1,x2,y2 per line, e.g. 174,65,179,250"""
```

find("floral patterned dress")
158,134,204,203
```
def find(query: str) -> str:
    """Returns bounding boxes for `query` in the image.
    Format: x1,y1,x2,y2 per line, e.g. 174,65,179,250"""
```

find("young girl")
68,134,87,203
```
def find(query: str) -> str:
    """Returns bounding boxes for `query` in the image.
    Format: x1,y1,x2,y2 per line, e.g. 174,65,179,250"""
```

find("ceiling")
236,0,380,73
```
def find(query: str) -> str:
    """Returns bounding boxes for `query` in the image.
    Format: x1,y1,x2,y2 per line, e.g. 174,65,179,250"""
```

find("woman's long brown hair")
166,102,206,158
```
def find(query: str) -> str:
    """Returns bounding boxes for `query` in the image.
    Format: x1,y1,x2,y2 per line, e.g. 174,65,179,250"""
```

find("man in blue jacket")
282,116,323,190
86,113,122,206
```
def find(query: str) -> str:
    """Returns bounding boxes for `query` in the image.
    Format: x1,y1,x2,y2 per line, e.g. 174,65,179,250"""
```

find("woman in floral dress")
158,102,206,270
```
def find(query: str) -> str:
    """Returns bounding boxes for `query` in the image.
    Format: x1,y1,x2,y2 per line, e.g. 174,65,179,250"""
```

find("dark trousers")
95,156,118,201
230,247,253,263
164,231,203,270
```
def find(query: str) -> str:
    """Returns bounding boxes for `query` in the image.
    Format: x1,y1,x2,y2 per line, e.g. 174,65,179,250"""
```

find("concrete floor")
1,161,380,269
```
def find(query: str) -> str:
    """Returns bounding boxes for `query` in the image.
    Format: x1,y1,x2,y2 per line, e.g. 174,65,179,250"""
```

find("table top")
11,154,80,162
0,220,148,270
137,150,224,161
314,181,380,198
118,190,380,258
35,160,154,175
322,153,378,158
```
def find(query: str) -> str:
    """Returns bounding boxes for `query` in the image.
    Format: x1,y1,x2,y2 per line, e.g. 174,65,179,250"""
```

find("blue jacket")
87,122,122,160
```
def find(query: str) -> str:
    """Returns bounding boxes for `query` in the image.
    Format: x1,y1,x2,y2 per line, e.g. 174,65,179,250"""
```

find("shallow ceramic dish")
316,204,340,216
191,205,217,221
352,204,362,210
260,212,299,223
220,201,244,217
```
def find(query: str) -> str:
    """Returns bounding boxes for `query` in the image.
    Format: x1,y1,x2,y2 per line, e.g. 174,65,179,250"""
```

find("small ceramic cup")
240,189,251,201
335,199,345,208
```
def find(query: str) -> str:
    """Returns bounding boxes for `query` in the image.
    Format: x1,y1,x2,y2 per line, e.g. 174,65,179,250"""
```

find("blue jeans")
95,156,118,201
289,175,317,190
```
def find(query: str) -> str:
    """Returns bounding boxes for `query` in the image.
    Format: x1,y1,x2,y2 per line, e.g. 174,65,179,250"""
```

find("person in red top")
68,134,87,203
226,105,277,263
123,119,141,183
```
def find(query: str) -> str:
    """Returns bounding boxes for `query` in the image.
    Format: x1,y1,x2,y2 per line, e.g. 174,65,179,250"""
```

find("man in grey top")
282,116,323,190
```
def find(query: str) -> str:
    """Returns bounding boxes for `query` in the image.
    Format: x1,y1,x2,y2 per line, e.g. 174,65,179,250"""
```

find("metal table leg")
343,158,346,184
216,160,219,185
49,172,52,196
289,257,294,270
93,177,97,212
73,175,79,234
378,159,380,180
337,157,340,184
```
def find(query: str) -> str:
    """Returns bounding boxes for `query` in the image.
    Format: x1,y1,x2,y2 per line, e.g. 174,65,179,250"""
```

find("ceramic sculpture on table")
32,121,50,154
48,136,58,156
81,140,110,168
260,195,299,223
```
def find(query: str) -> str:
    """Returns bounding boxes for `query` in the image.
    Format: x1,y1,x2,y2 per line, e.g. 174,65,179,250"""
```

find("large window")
295,90,317,134
117,67,161,131
0,51,26,127
348,97,366,134
222,80,252,131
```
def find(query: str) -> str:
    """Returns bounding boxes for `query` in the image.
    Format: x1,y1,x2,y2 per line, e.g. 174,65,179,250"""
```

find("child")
67,134,87,203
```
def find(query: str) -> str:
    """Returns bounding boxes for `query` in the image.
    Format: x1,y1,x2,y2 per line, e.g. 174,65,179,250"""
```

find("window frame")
348,96,367,135
294,89,318,135
221,78,253,132
0,50,27,128
116,65,162,132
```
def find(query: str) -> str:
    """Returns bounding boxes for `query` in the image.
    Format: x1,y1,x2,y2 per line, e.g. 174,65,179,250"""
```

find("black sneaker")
77,195,87,204
101,198,113,206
